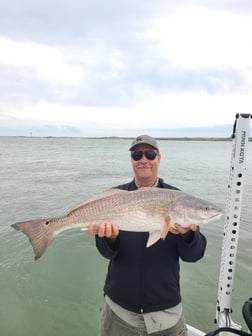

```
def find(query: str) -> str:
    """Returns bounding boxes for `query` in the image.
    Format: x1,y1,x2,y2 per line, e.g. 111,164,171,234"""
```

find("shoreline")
1,135,252,141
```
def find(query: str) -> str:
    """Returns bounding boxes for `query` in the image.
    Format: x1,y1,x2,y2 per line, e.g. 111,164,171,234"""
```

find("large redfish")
11,187,222,260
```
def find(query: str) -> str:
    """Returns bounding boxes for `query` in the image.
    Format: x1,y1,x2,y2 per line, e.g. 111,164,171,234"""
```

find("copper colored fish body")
12,187,222,260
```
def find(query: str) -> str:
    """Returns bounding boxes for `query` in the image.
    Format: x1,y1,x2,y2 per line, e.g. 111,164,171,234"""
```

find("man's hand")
169,223,197,235
87,222,119,240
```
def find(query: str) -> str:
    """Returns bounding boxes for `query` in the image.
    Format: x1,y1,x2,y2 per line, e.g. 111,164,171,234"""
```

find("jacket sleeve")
177,228,207,262
95,235,120,260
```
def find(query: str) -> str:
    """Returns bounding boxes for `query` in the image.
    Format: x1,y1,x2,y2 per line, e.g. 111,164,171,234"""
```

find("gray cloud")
0,61,249,110
0,0,150,46
1,0,251,46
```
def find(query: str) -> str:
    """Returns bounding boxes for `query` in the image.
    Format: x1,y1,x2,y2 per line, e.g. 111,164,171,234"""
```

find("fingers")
170,223,197,234
87,222,119,239
99,223,119,239
189,224,197,231
169,225,179,234
87,223,98,236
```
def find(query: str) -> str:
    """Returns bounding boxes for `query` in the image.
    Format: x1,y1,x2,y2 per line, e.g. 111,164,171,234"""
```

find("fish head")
170,194,223,227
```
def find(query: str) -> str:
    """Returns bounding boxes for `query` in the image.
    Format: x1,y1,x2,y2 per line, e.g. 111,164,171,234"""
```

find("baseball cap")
129,134,159,151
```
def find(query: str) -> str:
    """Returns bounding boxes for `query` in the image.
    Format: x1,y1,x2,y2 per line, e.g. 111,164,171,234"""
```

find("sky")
0,0,252,137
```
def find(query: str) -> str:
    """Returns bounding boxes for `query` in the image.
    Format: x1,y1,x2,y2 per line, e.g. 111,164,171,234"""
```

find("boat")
188,113,252,336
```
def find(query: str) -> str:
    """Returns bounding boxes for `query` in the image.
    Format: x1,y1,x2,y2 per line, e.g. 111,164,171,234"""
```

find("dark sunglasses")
131,150,158,161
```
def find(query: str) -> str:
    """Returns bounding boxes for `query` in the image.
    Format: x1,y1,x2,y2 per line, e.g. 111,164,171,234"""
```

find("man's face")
130,144,161,181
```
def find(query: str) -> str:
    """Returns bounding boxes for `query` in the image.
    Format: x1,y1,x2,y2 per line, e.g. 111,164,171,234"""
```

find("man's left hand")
169,223,197,235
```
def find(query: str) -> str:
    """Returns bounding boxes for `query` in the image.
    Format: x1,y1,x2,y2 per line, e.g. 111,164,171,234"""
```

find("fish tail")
11,218,54,260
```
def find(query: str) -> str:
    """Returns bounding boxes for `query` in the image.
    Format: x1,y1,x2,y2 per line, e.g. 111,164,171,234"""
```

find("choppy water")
0,136,251,336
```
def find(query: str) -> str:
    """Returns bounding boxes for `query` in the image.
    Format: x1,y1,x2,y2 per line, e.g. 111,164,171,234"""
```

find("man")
88,135,207,336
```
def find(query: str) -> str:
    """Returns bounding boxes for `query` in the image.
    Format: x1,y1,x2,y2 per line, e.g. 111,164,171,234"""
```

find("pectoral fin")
146,216,171,248
161,216,171,239
146,231,162,247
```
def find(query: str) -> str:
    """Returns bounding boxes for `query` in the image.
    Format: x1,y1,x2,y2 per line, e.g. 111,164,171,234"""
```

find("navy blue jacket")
95,179,207,313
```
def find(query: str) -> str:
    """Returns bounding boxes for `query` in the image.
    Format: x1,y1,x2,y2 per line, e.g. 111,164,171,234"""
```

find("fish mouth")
201,212,223,224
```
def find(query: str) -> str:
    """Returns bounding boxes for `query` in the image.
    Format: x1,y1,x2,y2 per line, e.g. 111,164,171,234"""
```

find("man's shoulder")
114,180,137,191
113,179,180,191
158,178,181,190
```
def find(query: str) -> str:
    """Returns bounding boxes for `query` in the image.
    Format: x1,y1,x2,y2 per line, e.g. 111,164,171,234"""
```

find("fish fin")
67,189,128,215
161,216,171,239
11,218,54,260
146,231,162,248
146,217,172,247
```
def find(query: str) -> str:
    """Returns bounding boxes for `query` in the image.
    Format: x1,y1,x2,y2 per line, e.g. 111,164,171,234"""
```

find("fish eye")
45,220,50,226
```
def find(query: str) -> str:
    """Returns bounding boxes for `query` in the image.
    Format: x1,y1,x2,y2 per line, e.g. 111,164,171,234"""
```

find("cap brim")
129,143,159,151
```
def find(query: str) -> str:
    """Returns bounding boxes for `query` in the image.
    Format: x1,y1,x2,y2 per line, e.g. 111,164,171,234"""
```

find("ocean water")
0,136,251,336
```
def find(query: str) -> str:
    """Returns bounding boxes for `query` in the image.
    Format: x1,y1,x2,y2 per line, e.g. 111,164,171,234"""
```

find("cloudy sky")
0,0,252,136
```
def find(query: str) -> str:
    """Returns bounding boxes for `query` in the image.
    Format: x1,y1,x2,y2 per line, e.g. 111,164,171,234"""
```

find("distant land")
2,136,251,142
0,123,252,139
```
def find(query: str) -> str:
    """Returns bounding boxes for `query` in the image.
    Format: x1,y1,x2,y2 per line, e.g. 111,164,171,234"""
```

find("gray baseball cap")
129,134,159,151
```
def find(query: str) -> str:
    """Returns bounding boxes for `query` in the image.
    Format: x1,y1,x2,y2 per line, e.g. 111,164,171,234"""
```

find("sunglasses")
131,150,158,161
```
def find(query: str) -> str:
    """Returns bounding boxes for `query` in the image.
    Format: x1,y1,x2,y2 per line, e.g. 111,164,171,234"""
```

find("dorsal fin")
67,188,128,215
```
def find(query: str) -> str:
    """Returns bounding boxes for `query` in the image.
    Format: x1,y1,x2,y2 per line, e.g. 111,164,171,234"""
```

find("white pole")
215,114,251,330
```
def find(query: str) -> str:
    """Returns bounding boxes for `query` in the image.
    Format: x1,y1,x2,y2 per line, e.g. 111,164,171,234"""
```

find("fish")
11,187,222,260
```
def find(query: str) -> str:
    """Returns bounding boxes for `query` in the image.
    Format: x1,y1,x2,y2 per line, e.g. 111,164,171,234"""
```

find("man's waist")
105,294,182,332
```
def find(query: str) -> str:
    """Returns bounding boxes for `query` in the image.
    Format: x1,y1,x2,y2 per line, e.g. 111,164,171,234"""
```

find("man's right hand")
88,222,119,240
